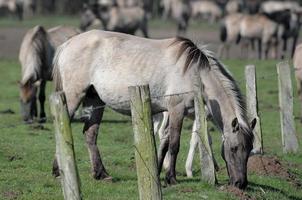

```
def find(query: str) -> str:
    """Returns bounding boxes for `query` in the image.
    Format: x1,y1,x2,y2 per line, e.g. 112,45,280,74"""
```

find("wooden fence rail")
276,62,299,153
129,85,162,200
193,71,217,185
245,65,263,154
49,92,82,200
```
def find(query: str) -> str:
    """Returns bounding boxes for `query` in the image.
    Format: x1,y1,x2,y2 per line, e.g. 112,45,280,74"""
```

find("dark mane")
31,26,54,81
171,37,210,73
210,57,254,145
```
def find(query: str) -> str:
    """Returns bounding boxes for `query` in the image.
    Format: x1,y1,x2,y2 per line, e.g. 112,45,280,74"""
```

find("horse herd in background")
13,0,302,192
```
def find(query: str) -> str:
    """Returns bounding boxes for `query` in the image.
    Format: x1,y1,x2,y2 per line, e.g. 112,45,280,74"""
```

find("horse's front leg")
166,104,185,185
257,38,262,60
82,90,111,180
281,38,287,59
38,80,46,123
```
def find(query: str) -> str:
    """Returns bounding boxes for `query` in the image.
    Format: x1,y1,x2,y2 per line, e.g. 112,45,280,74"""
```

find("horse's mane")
210,57,248,124
20,25,52,84
170,37,210,73
206,56,254,144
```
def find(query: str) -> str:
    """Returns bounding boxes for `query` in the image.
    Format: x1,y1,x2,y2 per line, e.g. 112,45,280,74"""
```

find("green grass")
0,58,302,200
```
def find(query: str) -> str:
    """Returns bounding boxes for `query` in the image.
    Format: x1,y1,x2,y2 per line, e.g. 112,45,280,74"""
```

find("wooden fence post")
276,62,299,153
193,73,217,185
49,92,82,200
245,65,263,154
128,85,162,200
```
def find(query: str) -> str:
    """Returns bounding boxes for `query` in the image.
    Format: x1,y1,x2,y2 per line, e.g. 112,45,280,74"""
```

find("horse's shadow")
247,182,302,200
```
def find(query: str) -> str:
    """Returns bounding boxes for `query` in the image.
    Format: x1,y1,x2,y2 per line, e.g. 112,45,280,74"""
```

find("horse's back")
240,14,277,38
224,13,244,39
47,26,81,48
55,30,191,112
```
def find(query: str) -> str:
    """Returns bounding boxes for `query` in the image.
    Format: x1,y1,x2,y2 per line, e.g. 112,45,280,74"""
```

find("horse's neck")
38,37,55,80
201,69,240,133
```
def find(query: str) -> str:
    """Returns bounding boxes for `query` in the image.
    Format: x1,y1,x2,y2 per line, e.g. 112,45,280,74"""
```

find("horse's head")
19,80,38,123
80,3,99,31
222,118,256,189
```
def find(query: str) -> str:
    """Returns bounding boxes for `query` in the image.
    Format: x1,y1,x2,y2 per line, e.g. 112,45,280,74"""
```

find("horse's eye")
231,146,238,153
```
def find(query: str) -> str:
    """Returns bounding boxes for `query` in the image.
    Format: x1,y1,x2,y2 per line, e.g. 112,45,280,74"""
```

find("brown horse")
19,25,80,123
52,30,255,188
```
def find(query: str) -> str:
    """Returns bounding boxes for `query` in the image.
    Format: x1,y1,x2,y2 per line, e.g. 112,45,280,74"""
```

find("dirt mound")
222,186,255,200
247,155,301,187
248,155,289,178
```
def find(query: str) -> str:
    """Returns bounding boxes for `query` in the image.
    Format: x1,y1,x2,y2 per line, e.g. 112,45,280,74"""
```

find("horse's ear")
250,118,257,130
231,118,239,132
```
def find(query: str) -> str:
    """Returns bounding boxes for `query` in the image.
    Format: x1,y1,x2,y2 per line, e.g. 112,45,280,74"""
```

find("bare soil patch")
2,191,22,200
223,186,256,200
248,155,301,188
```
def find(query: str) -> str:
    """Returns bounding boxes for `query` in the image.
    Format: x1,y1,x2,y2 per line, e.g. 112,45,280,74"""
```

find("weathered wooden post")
50,92,82,200
276,61,299,153
245,65,263,154
193,72,217,185
128,85,162,200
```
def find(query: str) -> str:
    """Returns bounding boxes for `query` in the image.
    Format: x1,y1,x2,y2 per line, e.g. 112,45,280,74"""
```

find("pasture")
0,16,302,200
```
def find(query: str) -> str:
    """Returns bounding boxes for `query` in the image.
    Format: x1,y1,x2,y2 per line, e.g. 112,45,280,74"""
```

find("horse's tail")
220,23,227,42
52,45,63,92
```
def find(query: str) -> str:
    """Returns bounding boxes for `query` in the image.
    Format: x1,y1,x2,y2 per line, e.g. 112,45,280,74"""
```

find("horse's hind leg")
82,87,110,180
166,104,185,185
157,112,170,170
38,80,46,123
141,16,149,38
185,120,198,178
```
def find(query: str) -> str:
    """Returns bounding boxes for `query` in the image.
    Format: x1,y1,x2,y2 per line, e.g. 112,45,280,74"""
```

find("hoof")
186,169,193,178
52,166,60,177
24,119,34,124
166,175,178,185
102,176,113,183
93,170,112,181
38,117,47,123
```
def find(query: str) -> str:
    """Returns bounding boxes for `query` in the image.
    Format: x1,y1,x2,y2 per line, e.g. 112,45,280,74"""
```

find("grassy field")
0,15,301,200
0,15,219,30
0,58,302,200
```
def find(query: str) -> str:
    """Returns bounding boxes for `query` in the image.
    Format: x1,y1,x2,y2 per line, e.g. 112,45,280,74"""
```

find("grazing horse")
190,0,223,23
260,1,300,14
218,13,244,58
237,14,281,59
294,44,302,122
263,10,302,59
52,30,256,188
0,0,23,20
19,25,80,123
80,3,148,37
